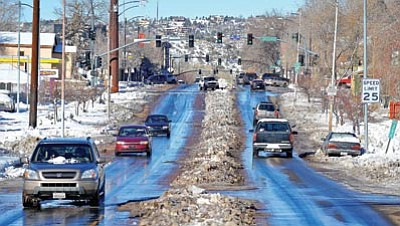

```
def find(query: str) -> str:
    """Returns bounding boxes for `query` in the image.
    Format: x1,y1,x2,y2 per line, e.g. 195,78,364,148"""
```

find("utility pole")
29,0,39,128
328,0,339,132
110,0,119,93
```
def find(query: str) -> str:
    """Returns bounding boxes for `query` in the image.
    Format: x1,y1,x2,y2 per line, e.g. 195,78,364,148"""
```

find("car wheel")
115,152,120,156
146,149,152,157
89,183,105,206
22,193,33,208
286,150,293,158
253,148,258,157
167,132,170,138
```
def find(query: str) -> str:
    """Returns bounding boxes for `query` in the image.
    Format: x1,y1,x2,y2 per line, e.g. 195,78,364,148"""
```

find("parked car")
194,76,201,83
250,118,297,158
262,72,281,81
243,72,258,85
145,75,168,85
145,114,171,138
253,101,279,126
199,76,219,91
0,90,15,112
178,79,185,84
264,76,290,87
115,125,152,156
321,132,362,156
20,137,106,208
250,79,266,91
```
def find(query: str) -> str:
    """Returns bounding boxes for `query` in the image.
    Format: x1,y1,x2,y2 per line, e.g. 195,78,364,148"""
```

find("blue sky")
21,0,304,21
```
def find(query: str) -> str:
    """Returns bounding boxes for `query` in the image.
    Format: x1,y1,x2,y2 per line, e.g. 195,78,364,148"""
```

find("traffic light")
89,29,95,40
238,58,241,65
95,56,102,68
218,58,221,66
188,34,194,47
205,54,209,62
292,33,299,42
230,69,232,74
198,69,202,74
247,33,253,45
156,35,162,47
217,32,223,43
298,54,305,66
185,54,188,62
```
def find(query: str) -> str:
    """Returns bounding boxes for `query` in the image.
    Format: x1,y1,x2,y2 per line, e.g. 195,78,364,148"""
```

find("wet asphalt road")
0,84,399,225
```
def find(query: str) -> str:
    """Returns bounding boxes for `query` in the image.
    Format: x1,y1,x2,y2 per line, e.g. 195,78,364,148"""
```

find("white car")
0,91,15,112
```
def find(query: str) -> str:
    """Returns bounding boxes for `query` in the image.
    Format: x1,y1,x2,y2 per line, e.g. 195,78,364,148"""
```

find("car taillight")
351,144,361,150
253,133,257,142
289,134,294,143
327,143,337,149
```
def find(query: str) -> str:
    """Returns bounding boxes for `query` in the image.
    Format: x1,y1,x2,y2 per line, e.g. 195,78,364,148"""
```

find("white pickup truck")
199,76,219,91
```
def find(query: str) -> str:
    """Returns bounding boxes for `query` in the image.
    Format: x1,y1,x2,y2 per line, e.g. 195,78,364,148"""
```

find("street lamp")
16,1,33,113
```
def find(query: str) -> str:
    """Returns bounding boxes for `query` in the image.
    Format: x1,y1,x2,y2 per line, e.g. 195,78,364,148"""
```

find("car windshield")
147,115,168,123
259,104,275,111
258,122,289,132
204,77,216,81
119,127,147,137
31,144,93,164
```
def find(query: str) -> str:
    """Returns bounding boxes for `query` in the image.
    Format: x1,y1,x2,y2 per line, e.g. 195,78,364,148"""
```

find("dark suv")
21,137,106,207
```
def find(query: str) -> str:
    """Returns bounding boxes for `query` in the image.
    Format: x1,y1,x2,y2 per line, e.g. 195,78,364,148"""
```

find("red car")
115,125,152,156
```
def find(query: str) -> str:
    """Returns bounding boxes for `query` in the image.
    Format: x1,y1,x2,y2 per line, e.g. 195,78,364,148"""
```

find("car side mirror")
97,157,106,164
249,129,254,133
292,131,298,135
20,157,29,164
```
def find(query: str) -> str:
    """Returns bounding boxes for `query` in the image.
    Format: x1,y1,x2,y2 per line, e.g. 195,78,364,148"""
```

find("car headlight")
140,141,149,145
82,169,98,179
24,169,39,180
162,126,169,129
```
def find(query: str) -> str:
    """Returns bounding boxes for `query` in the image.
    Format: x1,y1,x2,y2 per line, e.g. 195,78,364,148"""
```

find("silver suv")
21,137,106,207
253,101,280,126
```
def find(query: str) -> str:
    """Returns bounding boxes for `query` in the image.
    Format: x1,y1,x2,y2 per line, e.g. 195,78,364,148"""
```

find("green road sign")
260,36,278,42
294,62,301,73
389,120,398,139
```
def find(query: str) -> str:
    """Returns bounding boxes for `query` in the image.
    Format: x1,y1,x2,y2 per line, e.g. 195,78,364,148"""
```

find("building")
0,31,75,93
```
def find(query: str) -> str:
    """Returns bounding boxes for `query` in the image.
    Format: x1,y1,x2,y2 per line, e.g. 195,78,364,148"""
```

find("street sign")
389,120,398,139
389,101,400,120
362,78,380,103
326,85,337,96
260,36,278,42
294,62,301,73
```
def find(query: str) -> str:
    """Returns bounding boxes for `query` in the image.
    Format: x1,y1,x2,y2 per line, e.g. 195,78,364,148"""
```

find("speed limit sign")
362,78,380,103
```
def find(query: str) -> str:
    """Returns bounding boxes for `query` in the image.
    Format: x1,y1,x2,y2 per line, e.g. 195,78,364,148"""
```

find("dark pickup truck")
250,118,297,158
